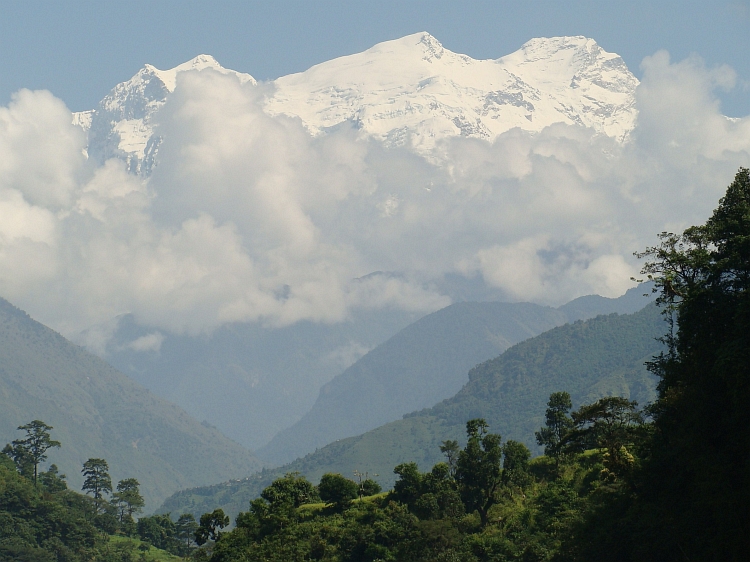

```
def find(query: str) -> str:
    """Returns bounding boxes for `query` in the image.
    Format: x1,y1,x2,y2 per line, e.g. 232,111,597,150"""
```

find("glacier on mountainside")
73,33,638,176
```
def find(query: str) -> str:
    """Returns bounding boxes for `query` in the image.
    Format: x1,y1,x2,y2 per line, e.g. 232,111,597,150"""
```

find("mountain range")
160,301,665,520
257,285,653,465
73,32,638,175
64,32,647,462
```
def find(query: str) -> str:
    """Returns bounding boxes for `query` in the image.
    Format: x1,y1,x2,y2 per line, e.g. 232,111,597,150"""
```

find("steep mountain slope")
258,285,653,465
74,33,637,175
0,297,261,512
105,308,422,451
160,303,665,519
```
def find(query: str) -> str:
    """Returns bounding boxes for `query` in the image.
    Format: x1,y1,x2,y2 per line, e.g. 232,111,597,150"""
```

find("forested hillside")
260,286,653,465
0,298,261,512
161,303,664,519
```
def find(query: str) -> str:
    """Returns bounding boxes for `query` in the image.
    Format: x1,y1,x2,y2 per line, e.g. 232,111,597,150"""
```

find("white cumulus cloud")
0,53,748,350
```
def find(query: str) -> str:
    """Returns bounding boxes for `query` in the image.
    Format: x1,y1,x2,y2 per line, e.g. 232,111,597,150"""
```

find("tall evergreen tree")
8,420,60,486
81,458,112,514
112,478,144,521
535,391,574,466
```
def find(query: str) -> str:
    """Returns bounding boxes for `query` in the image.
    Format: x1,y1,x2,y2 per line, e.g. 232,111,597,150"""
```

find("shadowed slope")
0,298,261,512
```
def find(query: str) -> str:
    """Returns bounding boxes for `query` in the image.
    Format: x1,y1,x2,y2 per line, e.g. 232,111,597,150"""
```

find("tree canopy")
631,166,750,559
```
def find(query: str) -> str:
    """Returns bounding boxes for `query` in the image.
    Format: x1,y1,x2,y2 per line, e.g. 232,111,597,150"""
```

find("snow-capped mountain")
74,33,638,175
78,54,255,175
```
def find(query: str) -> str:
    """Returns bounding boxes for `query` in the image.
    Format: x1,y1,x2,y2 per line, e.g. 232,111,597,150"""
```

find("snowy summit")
74,33,638,175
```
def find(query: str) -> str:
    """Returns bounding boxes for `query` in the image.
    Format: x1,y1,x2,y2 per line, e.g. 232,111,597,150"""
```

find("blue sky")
1,0,749,115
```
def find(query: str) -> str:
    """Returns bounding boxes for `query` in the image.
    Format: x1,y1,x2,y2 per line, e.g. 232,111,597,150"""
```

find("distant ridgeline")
0,297,261,513
160,302,664,520
258,285,655,465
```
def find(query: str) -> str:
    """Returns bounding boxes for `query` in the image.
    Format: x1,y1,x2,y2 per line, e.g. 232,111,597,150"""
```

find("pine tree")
81,458,112,514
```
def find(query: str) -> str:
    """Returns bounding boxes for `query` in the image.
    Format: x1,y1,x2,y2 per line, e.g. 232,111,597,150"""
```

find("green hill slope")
160,303,665,519
258,285,654,465
0,298,262,512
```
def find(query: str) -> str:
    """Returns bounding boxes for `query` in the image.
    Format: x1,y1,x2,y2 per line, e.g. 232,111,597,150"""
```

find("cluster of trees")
2,422,145,531
0,422,200,560
194,395,646,562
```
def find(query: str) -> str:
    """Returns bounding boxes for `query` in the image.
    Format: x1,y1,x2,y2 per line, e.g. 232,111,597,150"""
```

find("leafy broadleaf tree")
317,473,358,511
81,458,112,514
260,472,319,509
2,442,34,480
455,418,503,527
501,439,531,491
138,513,178,553
195,509,230,546
439,439,460,478
631,167,750,559
8,420,60,486
566,396,644,480
38,464,67,493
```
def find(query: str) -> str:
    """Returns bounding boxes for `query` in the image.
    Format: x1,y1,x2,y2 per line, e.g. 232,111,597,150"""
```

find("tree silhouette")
112,478,144,521
455,418,503,527
8,420,60,486
81,458,112,514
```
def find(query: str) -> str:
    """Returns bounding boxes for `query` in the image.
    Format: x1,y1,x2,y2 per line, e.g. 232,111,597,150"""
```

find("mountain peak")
147,54,256,92
76,33,638,175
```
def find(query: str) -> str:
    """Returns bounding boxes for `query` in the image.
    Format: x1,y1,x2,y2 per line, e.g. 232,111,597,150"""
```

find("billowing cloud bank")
1,51,748,350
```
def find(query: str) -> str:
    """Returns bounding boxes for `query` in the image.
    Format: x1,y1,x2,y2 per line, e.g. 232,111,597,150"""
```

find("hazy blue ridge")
105,307,422,451
159,300,665,520
257,284,655,465
0,297,262,513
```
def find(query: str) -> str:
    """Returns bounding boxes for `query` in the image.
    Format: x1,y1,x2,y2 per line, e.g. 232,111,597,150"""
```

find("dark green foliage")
38,464,67,493
137,513,180,553
535,392,573,463
439,439,460,477
195,509,230,546
176,513,199,550
261,472,319,509
112,477,144,522
0,460,103,560
9,420,60,487
2,442,34,480
81,458,112,513
318,473,358,510
501,440,531,489
360,479,381,497
456,419,503,527
618,167,750,559
566,397,643,481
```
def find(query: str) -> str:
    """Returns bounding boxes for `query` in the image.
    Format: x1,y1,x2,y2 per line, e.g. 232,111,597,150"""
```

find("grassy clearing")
108,535,182,561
